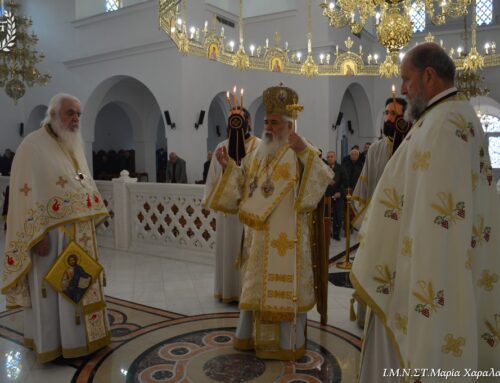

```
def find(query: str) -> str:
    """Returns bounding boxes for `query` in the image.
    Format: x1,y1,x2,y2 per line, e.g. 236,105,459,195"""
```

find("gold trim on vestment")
2,213,108,296
239,180,296,230
294,147,315,211
23,332,111,363
208,159,239,214
350,272,405,368
352,196,371,227
233,337,254,350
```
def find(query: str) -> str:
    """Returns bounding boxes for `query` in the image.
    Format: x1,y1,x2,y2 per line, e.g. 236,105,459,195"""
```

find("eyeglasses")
383,110,399,116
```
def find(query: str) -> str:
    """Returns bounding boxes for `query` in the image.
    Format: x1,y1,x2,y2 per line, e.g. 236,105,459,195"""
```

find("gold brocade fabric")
352,137,393,228
208,142,333,323
351,94,500,370
2,127,108,308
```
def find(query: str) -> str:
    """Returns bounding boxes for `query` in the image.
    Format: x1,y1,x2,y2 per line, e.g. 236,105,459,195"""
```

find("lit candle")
266,38,269,48
375,12,380,24
240,88,244,108
336,45,339,55
359,45,363,54
392,84,396,103
233,86,238,108
351,12,355,23
204,20,208,32
250,44,255,55
227,91,232,109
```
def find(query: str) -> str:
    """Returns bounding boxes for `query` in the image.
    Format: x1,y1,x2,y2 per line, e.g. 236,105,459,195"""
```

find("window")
476,0,493,26
410,1,426,33
480,114,500,168
106,0,121,12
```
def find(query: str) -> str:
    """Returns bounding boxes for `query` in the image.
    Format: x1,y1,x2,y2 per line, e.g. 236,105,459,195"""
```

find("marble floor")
0,228,362,382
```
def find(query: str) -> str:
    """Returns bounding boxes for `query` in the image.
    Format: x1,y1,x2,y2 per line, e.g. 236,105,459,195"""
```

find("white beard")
404,91,427,122
258,131,287,158
51,119,84,154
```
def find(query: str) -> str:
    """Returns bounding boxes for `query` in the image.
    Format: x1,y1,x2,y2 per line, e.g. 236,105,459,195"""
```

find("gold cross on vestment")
20,183,31,196
271,232,296,257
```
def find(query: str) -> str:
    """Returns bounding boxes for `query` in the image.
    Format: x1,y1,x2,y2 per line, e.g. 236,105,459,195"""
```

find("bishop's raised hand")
215,146,230,170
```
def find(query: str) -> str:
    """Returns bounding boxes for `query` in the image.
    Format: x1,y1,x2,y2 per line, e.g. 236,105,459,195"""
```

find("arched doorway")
93,102,136,180
248,97,264,138
337,83,373,159
83,75,165,182
207,92,229,152
26,105,47,136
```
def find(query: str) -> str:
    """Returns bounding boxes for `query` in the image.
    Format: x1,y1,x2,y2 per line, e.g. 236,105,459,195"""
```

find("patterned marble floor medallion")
0,296,361,383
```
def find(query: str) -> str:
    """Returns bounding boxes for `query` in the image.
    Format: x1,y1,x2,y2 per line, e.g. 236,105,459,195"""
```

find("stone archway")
83,75,165,182
337,83,373,158
207,92,229,152
248,96,264,138
26,105,47,136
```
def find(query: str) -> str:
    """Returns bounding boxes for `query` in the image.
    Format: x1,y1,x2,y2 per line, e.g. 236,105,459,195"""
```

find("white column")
112,170,137,250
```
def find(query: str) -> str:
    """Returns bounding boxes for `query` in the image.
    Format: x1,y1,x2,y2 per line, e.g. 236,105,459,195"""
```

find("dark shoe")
333,235,341,241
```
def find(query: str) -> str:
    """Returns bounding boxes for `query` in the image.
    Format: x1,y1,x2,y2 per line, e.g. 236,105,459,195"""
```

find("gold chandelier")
452,2,489,99
320,0,469,52
0,2,51,103
159,0,380,77
159,0,500,79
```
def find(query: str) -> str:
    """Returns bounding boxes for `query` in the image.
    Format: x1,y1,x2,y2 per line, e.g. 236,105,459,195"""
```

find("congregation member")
325,150,347,241
166,151,187,183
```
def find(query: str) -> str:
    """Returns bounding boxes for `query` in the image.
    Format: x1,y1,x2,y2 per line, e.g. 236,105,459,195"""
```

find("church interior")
0,0,499,381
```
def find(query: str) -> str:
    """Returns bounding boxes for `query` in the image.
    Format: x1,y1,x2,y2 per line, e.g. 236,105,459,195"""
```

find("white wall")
1,0,499,183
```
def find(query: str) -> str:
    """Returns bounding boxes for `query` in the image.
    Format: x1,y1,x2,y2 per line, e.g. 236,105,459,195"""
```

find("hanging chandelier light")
320,0,470,53
452,2,489,99
159,0,500,79
159,0,381,77
0,1,51,103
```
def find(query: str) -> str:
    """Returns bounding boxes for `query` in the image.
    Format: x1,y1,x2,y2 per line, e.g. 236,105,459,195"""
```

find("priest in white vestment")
207,85,333,360
352,97,408,227
2,94,111,363
352,43,500,381
203,108,260,303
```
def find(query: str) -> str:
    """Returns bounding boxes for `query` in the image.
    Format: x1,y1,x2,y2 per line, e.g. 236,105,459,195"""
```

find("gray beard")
404,92,427,122
258,131,287,158
51,119,84,154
